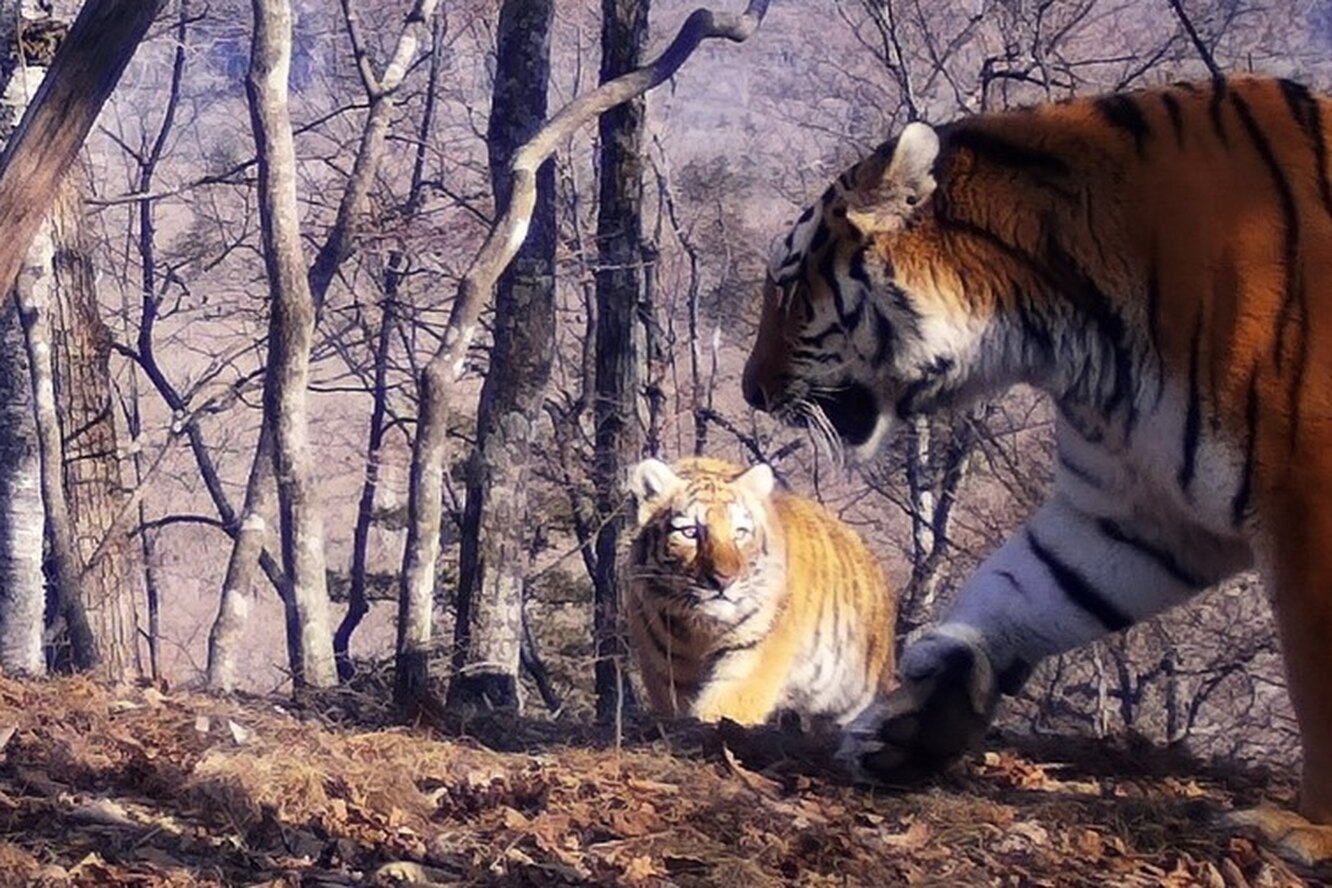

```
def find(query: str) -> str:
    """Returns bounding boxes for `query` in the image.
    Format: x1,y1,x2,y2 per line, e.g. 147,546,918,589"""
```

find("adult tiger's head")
743,121,1024,460
626,456,780,625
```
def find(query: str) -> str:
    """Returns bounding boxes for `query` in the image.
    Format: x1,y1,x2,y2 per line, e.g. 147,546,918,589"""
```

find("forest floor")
0,675,1326,887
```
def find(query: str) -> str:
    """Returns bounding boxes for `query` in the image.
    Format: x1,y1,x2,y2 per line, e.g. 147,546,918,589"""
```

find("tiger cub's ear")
846,121,940,235
628,458,684,525
732,463,776,501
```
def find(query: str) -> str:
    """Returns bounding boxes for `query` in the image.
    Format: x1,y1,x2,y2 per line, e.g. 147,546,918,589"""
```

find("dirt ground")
0,675,1325,887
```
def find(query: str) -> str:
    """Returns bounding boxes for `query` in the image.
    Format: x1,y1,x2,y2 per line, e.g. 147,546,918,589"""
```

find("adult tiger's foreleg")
840,480,1220,783
1228,493,1332,865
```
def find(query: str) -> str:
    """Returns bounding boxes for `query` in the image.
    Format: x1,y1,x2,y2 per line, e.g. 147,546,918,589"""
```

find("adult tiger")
741,75,1332,863
625,456,897,726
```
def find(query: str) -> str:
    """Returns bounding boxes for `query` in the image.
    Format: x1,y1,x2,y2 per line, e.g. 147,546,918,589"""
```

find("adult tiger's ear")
846,121,940,235
733,463,776,501
628,458,683,525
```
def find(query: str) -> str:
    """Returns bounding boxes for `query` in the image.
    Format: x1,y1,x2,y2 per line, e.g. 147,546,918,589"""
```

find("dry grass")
0,676,1323,886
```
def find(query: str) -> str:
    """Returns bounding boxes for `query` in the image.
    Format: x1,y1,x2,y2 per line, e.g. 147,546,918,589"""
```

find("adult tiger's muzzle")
810,381,880,447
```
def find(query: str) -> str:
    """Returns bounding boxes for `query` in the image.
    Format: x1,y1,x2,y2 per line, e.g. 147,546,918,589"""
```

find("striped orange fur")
742,76,1332,861
625,456,896,726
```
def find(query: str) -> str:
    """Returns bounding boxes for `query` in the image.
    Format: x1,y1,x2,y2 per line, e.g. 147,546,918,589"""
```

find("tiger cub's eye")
670,523,698,540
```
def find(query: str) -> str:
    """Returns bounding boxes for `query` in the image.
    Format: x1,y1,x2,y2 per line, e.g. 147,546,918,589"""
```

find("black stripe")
996,569,1028,599
1232,90,1303,377
1179,309,1203,492
1026,530,1133,632
894,355,955,418
809,221,830,253
1145,255,1167,407
944,126,1071,177
1161,92,1185,147
791,348,841,365
935,215,1051,280
848,247,872,289
1231,366,1260,527
820,249,863,331
870,304,895,364
1057,453,1105,489
1208,75,1229,145
1278,79,1332,217
1043,237,1136,424
1096,518,1208,589
704,637,761,671
798,287,815,323
797,322,843,348
1013,290,1055,364
1056,399,1105,445
1282,267,1310,454
1096,94,1151,156
796,205,815,225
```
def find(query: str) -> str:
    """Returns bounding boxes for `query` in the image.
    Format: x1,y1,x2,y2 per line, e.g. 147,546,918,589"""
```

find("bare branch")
1165,0,1222,78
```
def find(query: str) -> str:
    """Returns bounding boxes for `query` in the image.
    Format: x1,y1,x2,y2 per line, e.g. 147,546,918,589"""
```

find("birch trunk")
0,2,46,675
0,295,42,674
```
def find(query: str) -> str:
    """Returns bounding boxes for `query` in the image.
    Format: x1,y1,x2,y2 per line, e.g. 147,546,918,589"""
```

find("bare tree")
246,0,337,688
590,0,650,722
447,0,557,713
209,0,442,691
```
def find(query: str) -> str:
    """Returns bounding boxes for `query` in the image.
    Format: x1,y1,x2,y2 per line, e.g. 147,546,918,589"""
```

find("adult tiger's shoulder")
624,455,897,726
741,75,1332,862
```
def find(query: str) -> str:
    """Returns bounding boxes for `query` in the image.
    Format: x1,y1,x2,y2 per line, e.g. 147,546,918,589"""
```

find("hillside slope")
0,677,1323,887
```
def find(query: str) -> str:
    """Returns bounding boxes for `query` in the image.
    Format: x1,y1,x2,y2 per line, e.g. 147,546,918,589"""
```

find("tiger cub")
625,456,897,726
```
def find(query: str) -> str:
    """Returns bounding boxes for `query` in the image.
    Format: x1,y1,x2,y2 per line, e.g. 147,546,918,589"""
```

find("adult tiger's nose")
742,364,769,411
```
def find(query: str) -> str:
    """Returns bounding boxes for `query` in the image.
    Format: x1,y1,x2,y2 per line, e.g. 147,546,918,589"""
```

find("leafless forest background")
13,0,1332,776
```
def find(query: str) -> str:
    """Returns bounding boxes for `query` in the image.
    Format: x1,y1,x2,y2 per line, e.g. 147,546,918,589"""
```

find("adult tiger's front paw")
838,626,1002,785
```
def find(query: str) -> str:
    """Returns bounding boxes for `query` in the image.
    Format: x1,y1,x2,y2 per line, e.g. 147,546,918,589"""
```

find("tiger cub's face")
627,458,781,626
743,122,977,461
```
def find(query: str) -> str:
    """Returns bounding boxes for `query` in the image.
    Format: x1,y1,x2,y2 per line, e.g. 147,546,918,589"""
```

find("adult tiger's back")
741,76,1332,862
625,456,896,726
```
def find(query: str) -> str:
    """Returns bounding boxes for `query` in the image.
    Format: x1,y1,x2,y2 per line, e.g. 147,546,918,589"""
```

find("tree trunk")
335,260,398,681
246,0,336,689
50,181,142,681
447,0,556,713
0,2,47,676
591,0,650,722
0,296,42,674
17,201,97,672
336,8,445,679
206,419,279,690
